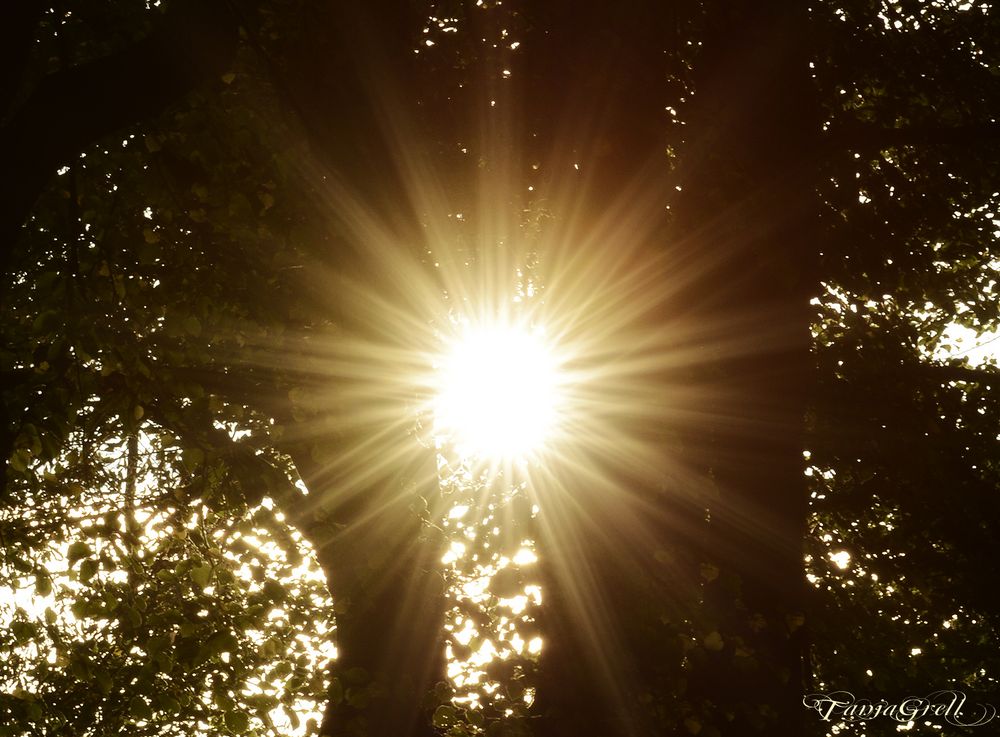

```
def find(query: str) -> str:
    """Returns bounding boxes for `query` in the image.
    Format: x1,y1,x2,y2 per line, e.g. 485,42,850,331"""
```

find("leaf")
225,711,250,731
190,564,212,588
157,694,180,713
121,605,142,628
432,705,457,729
434,680,454,702
80,558,98,583
345,686,371,709
258,639,278,658
95,670,113,694
684,716,703,734
11,621,34,644
35,573,52,597
183,316,202,336
9,448,31,473
699,563,720,582
32,310,59,335
262,579,286,601
182,447,205,467
147,634,171,655
67,541,92,566
153,649,175,674
328,677,343,705
703,631,724,652
204,631,237,658
70,656,91,681
179,620,199,637
130,697,152,721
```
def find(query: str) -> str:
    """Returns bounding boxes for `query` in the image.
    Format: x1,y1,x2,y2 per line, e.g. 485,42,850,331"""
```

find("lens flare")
434,322,563,461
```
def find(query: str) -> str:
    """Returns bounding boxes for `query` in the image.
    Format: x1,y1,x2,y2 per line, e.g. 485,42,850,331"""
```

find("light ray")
214,12,814,732
432,319,564,462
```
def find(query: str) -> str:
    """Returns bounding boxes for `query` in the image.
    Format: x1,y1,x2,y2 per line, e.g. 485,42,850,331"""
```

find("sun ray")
209,13,819,731
432,319,564,463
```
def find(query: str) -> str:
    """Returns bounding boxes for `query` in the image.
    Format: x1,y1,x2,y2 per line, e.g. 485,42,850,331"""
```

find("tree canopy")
2,2,999,737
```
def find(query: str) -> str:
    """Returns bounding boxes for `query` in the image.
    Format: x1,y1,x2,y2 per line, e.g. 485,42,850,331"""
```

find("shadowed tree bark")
240,4,452,734
667,5,821,733
520,3,821,735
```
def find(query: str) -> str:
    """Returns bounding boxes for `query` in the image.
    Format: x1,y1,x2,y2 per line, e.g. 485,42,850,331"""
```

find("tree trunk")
664,4,820,734
522,2,821,735
260,6,453,733
298,450,447,737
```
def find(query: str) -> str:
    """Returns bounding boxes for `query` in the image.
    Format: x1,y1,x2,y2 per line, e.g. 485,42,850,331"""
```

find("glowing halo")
432,320,565,462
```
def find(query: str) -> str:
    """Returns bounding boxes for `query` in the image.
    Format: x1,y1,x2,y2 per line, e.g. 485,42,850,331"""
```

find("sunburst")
432,319,565,462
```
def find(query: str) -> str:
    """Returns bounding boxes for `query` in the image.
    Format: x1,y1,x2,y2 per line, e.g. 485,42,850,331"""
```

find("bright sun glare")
434,322,563,461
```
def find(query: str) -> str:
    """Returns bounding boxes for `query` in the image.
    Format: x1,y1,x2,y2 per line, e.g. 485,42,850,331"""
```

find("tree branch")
0,0,239,295
919,361,1000,387
830,121,1000,152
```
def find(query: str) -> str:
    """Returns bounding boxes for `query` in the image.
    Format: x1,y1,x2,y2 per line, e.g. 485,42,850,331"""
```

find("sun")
433,320,564,461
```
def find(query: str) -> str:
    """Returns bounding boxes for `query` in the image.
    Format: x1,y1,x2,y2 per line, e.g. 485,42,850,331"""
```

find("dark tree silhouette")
3,3,1000,737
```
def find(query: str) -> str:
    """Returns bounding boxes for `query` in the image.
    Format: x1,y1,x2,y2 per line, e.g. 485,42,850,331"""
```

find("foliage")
1,5,336,735
807,1,1000,733
4,2,1000,737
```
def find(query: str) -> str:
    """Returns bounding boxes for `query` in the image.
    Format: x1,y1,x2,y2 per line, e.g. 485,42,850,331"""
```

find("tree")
508,3,820,735
3,2,1000,737
804,2,1000,734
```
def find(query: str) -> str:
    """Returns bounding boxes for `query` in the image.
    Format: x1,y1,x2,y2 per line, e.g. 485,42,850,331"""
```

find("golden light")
433,321,564,461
